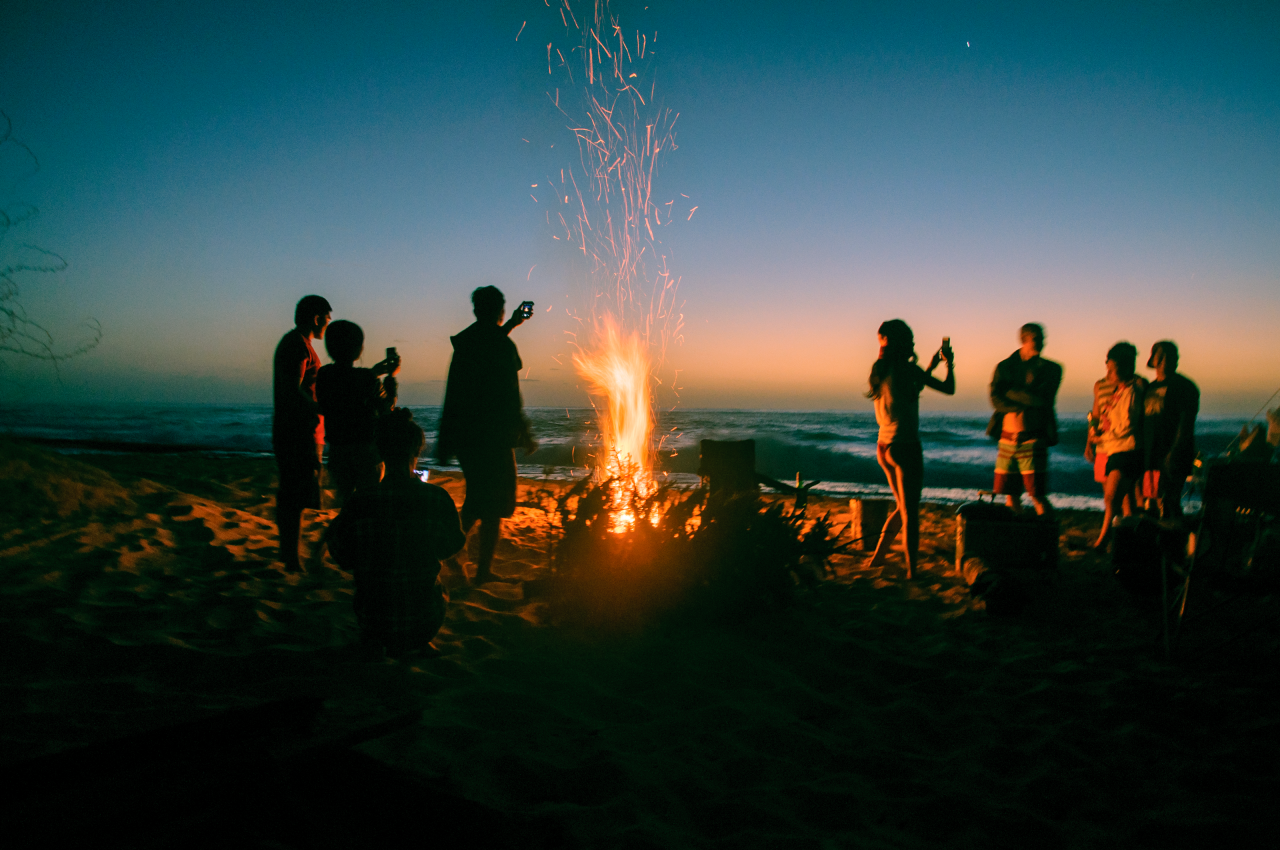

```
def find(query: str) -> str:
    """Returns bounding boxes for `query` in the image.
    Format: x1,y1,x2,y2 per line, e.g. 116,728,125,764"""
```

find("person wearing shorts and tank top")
866,320,955,579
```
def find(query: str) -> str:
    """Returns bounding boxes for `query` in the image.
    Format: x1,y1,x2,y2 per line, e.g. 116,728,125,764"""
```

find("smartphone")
386,347,397,360
519,300,534,319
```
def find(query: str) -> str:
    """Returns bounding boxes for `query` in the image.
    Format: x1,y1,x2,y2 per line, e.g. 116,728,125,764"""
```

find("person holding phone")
436,286,537,584
865,320,955,579
315,320,400,506
987,323,1062,516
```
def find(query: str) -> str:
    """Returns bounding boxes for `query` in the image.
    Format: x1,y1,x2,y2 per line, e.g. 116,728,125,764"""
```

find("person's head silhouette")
324,320,363,365
472,286,505,324
1107,341,1138,380
377,408,426,474
295,295,332,339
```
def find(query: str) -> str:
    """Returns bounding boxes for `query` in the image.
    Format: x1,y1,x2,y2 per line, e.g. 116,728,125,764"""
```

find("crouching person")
330,409,466,659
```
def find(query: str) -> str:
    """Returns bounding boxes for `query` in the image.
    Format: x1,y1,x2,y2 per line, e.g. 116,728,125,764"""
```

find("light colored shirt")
874,364,924,445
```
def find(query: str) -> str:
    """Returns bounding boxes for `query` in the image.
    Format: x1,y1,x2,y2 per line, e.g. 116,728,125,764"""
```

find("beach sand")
2,438,1277,847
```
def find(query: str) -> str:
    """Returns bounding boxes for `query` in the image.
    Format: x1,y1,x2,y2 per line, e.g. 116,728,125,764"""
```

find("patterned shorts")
993,436,1048,499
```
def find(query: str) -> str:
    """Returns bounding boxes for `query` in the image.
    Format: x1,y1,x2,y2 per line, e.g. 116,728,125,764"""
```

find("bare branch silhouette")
1,110,102,367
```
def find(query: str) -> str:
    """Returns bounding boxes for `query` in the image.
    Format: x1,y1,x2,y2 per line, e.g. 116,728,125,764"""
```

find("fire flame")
538,1,686,530
573,315,655,525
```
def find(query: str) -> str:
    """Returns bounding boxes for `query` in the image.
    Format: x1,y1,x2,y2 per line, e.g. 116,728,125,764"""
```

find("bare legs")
868,442,924,579
1094,470,1135,548
472,518,501,583
454,516,503,584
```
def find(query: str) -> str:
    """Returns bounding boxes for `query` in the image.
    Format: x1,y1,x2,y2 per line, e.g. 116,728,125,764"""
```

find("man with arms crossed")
273,294,331,572
988,323,1063,516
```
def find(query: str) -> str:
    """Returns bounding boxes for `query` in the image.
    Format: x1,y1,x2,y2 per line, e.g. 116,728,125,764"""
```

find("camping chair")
1168,462,1280,659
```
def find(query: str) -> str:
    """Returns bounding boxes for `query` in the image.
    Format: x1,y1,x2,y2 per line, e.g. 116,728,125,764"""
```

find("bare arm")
922,355,955,396
1084,384,1104,462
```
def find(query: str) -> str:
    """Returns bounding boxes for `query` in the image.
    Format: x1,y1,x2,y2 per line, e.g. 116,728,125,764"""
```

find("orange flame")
539,1,687,529
573,314,654,492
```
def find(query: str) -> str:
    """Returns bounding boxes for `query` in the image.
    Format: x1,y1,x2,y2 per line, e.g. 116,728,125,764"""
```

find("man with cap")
1143,341,1199,520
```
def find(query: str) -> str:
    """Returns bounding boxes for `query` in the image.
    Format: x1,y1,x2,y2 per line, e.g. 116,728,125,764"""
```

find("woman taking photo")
866,320,955,578
1085,342,1146,549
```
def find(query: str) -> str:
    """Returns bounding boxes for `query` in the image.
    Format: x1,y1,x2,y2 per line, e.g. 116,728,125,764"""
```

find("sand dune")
2,439,1276,847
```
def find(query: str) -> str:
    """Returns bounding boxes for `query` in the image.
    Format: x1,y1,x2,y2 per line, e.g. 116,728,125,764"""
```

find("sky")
2,0,1277,413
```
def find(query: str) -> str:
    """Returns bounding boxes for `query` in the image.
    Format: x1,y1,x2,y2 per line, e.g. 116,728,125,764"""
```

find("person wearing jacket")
435,286,536,584
987,323,1063,516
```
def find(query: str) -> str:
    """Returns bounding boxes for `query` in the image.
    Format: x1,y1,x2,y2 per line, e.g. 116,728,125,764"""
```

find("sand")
2,437,1277,847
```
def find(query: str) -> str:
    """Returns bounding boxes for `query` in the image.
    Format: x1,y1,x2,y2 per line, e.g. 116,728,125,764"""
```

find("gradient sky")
3,1,1277,412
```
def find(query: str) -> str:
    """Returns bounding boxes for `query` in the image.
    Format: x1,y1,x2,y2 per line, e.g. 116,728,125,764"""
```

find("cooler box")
955,496,1059,574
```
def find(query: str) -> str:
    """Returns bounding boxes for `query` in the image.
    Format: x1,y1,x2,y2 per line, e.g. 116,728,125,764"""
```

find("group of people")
271,287,535,658
865,320,1199,576
272,291,1201,649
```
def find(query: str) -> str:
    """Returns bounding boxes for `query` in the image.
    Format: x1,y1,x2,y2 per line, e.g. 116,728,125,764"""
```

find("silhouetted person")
316,320,400,506
330,409,465,659
1142,340,1199,520
273,295,330,572
436,286,536,583
1085,342,1147,548
988,323,1062,516
866,320,955,579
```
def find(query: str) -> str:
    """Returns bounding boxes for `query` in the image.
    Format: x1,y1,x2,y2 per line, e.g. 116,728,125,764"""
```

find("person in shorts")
272,295,330,572
987,323,1062,516
1085,342,1148,548
316,319,400,505
435,286,537,584
865,319,956,580
329,409,465,659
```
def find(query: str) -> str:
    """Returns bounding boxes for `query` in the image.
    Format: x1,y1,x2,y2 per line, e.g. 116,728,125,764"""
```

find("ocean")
1,403,1255,511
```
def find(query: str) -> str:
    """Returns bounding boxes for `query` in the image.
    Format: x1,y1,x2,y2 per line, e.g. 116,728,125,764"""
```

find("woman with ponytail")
866,319,955,578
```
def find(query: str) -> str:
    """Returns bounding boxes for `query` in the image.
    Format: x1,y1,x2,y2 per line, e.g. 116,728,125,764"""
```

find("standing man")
436,286,536,584
988,323,1063,515
1143,340,1199,519
273,294,331,572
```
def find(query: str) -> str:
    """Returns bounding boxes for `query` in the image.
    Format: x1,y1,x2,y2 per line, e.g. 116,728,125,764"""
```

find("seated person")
315,320,399,504
329,409,466,658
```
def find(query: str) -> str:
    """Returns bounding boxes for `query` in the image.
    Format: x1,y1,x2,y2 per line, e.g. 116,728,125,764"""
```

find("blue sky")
2,1,1277,412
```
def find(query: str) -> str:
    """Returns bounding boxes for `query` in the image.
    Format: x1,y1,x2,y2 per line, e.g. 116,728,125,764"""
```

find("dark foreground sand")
1,438,1277,848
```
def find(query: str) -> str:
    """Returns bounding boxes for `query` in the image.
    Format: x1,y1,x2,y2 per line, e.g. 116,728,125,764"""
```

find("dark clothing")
275,440,323,514
272,329,323,450
457,445,518,524
436,322,531,461
329,476,466,654
1143,373,1200,472
326,441,383,505
317,363,392,504
1105,450,1144,481
316,365,385,446
987,351,1063,446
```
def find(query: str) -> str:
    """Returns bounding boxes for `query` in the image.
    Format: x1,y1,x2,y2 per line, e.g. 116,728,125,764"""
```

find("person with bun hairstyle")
329,409,466,659
866,319,955,579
